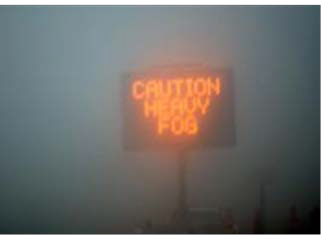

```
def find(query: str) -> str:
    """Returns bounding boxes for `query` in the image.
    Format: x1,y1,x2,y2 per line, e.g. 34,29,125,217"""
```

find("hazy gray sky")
0,6,320,233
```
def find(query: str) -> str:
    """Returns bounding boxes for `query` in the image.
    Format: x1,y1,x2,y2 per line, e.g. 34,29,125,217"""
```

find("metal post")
176,148,188,230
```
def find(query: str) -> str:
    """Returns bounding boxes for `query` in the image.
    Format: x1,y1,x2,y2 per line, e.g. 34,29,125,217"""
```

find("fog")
0,6,320,233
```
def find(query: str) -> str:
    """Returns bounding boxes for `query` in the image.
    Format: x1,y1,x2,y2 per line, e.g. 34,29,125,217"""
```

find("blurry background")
0,6,320,233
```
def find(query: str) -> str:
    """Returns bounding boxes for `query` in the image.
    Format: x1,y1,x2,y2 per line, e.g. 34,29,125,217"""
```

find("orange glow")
196,96,210,115
183,97,196,114
132,80,145,100
171,115,184,135
132,76,222,136
171,98,184,116
158,80,172,97
144,100,158,118
185,114,198,135
208,77,221,95
158,114,169,135
173,79,184,96
193,78,208,96
146,80,159,98
185,79,194,96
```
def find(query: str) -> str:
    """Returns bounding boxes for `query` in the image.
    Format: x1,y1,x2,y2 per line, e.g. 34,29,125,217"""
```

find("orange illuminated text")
131,77,221,135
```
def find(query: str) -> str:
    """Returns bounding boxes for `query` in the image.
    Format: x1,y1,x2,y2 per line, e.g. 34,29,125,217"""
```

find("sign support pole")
176,147,188,231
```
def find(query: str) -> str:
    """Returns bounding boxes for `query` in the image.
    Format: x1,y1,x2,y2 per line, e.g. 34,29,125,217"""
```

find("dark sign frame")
122,66,236,151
